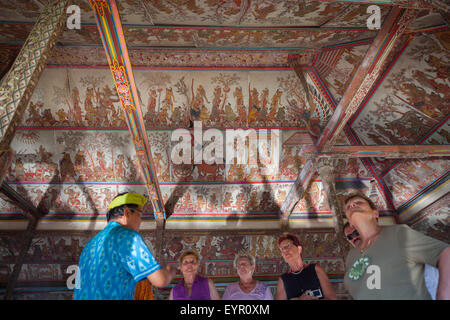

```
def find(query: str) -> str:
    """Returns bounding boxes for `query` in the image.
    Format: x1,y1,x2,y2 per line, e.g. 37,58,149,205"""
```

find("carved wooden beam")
297,145,450,159
317,7,418,151
316,158,347,256
0,0,69,183
90,0,166,220
280,159,315,220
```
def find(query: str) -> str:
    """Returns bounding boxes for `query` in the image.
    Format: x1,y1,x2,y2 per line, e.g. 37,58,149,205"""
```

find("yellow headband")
107,193,148,211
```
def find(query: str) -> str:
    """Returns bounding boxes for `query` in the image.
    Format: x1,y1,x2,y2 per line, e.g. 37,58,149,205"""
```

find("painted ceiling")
0,0,448,299
0,0,447,232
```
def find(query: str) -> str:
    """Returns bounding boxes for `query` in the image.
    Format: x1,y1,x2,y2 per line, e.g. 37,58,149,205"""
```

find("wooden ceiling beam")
90,0,166,221
0,0,69,183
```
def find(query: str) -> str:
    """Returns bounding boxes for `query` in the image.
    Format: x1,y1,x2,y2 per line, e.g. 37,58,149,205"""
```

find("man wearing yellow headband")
74,192,176,300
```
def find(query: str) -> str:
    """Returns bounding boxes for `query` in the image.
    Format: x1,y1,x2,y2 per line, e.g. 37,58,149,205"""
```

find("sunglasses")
346,230,360,241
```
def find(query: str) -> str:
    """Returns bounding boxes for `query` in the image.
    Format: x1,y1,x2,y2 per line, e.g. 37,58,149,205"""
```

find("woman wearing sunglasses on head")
275,233,337,300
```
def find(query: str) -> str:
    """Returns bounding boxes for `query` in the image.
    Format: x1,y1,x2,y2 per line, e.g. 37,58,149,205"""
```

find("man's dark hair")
106,192,139,222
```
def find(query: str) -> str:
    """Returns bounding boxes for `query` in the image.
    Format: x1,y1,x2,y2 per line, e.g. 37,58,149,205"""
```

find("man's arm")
147,264,176,288
436,247,450,300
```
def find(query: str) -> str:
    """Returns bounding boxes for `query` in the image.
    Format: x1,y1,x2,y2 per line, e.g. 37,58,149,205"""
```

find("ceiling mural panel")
316,44,370,103
351,31,450,145
383,158,450,209
409,194,450,244
421,118,450,145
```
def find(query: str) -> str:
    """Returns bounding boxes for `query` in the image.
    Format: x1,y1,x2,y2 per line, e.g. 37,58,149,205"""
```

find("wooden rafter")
90,0,166,221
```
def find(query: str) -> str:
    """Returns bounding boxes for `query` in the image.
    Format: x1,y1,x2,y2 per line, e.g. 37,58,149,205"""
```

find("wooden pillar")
316,158,347,257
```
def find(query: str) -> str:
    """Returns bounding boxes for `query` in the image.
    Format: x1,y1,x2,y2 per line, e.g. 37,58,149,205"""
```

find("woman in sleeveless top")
276,233,337,300
169,249,220,300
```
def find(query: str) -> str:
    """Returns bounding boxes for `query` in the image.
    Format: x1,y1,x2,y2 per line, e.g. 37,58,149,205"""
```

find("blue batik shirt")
73,221,161,300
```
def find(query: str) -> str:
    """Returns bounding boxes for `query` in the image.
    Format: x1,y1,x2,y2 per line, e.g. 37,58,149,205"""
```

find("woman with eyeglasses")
275,233,337,300
169,249,220,300
223,253,273,300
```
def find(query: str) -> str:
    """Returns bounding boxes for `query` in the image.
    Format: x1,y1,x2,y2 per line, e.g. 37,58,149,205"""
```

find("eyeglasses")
346,230,360,241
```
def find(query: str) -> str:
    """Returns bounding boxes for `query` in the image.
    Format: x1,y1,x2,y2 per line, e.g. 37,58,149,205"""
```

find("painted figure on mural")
60,152,76,181
99,85,120,126
234,86,247,126
256,88,269,124
147,88,157,117
267,88,283,124
206,193,219,213
223,192,234,212
210,86,223,123
64,188,82,212
190,84,209,122
84,87,96,126
71,87,83,126
223,102,236,124
248,87,260,125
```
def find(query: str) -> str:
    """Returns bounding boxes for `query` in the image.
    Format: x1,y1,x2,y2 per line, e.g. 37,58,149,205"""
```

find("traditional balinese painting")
383,158,449,208
409,194,450,243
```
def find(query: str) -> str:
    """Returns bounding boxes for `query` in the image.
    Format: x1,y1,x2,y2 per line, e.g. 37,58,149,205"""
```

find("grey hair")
233,252,256,269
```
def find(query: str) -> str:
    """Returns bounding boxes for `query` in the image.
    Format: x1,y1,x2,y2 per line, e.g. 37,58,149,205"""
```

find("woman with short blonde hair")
223,252,273,300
